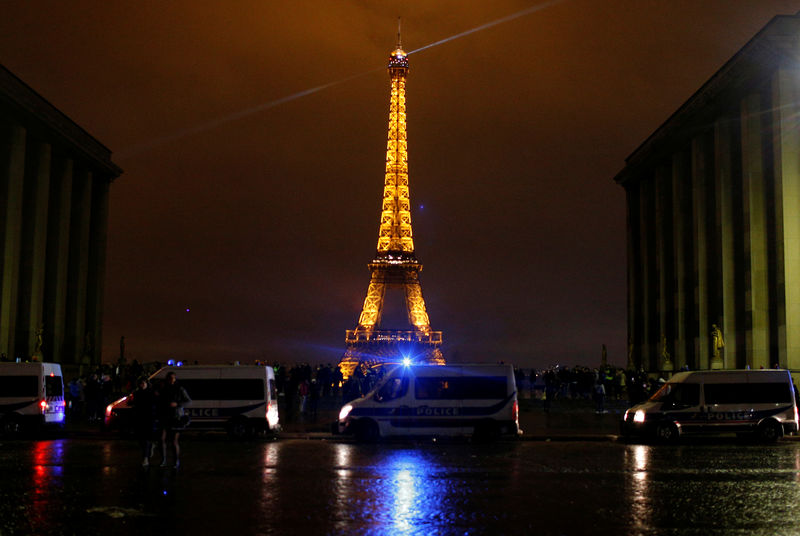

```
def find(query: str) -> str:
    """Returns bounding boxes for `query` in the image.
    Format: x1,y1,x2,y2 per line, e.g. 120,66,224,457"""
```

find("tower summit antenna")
397,16,402,49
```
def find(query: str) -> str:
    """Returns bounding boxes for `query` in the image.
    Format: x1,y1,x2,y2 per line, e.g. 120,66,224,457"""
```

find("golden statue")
711,324,724,359
660,334,673,370
32,326,44,361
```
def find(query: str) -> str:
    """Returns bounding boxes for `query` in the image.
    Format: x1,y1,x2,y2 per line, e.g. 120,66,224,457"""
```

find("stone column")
692,135,711,370
671,151,690,369
627,185,640,370
772,67,800,370
0,122,26,360
66,169,93,366
715,118,737,368
741,93,770,369
86,178,110,366
655,164,673,371
17,140,51,360
44,155,73,364
639,177,655,370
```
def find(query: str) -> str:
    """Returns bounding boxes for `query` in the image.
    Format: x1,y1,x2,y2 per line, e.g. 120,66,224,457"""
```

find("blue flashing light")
402,357,412,367
176,361,183,367
167,359,175,366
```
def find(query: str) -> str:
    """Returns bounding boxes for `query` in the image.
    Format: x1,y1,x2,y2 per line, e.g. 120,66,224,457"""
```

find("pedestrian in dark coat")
156,372,191,469
130,377,156,467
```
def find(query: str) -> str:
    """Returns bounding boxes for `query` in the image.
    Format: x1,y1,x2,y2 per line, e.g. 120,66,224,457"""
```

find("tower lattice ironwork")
339,36,444,379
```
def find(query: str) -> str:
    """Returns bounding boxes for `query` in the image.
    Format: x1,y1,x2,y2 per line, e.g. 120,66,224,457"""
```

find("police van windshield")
649,382,700,406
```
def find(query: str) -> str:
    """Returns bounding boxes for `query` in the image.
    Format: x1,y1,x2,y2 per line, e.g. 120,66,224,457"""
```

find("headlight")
624,409,630,421
339,404,353,421
633,410,646,423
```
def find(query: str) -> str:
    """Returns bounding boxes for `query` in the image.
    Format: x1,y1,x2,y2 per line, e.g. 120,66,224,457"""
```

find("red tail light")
39,400,48,413
512,399,519,423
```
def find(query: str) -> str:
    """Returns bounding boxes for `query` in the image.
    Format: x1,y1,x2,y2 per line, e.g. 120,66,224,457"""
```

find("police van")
0,362,65,437
337,364,520,441
621,369,799,442
105,365,280,438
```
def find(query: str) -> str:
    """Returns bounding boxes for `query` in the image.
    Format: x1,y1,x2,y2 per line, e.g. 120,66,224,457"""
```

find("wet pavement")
3,435,800,535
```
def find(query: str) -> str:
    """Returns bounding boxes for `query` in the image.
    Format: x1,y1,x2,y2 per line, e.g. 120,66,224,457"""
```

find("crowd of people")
63,359,159,423
511,365,669,412
60,362,190,468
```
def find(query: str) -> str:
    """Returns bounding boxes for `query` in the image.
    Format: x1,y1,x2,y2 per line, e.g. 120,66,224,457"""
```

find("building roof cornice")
0,64,122,178
614,13,800,186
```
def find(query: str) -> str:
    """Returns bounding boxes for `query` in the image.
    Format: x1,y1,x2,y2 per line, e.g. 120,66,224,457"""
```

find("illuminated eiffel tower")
339,32,444,379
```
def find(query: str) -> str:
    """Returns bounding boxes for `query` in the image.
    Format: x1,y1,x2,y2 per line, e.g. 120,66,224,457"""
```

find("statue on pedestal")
660,334,673,371
31,326,44,362
627,337,635,370
710,324,724,369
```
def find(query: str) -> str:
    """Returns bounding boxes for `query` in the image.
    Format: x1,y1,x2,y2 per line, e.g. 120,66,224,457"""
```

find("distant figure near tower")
338,28,444,379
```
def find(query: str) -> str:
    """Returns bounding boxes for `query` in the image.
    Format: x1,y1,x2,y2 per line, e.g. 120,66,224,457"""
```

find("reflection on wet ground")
2,437,800,535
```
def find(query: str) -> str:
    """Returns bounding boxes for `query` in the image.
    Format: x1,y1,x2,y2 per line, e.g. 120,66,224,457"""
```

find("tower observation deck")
338,39,445,379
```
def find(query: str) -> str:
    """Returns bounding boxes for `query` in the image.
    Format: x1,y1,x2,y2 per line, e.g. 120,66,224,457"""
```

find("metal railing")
345,329,443,344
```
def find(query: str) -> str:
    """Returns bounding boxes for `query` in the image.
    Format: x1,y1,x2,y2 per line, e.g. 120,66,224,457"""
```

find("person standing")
131,377,156,467
298,379,310,415
156,372,191,469
593,380,606,414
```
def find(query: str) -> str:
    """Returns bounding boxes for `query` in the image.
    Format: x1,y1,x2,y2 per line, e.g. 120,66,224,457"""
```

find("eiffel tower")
339,33,444,379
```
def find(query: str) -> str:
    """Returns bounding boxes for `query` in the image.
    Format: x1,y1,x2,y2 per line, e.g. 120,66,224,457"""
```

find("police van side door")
411,370,465,435
372,373,412,435
661,383,702,434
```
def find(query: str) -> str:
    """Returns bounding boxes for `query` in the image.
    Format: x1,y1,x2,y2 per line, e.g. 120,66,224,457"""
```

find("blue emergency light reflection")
379,451,447,534
392,467,416,533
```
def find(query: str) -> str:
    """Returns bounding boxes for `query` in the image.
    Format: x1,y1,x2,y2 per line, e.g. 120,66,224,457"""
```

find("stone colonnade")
0,115,117,367
624,64,800,372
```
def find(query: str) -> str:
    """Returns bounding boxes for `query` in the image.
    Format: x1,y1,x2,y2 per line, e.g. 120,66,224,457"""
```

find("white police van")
0,362,65,436
621,369,799,442
105,365,280,438
338,364,520,441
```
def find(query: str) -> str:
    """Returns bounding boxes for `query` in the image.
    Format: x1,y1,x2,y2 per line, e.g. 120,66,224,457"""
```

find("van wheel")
227,418,250,440
1,415,21,438
654,422,679,443
757,420,782,443
354,419,379,443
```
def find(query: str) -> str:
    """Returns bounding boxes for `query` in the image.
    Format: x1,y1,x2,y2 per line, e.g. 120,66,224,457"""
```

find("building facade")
0,65,122,368
615,13,800,372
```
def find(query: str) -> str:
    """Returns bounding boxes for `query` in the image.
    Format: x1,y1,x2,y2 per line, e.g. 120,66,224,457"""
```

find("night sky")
2,1,799,369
